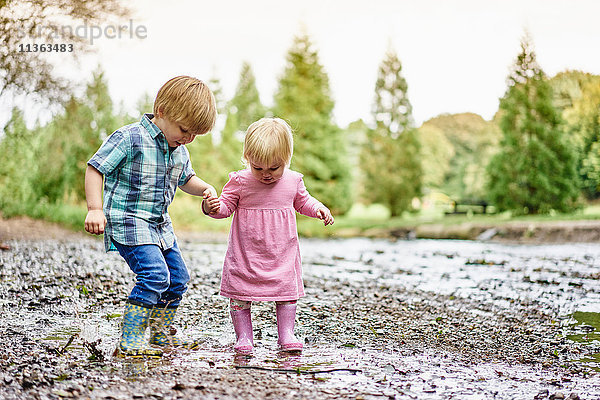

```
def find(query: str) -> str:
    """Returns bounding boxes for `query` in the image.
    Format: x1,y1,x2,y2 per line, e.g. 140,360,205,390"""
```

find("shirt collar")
141,113,162,140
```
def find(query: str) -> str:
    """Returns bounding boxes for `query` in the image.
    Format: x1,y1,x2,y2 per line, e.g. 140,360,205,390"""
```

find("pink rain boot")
230,308,254,353
276,303,303,351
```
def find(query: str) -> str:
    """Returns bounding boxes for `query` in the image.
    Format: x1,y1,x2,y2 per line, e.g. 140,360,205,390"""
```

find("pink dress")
210,168,324,301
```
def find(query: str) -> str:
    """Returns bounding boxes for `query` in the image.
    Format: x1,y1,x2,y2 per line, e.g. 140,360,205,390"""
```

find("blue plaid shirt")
88,114,196,252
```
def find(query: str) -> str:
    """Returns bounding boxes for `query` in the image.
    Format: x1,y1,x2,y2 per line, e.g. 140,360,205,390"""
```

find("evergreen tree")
188,74,228,190
0,109,39,216
486,35,579,214
273,34,352,214
360,49,422,216
220,62,266,177
31,68,119,203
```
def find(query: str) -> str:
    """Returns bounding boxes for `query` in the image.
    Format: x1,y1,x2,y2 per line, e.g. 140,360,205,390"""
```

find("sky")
21,0,600,128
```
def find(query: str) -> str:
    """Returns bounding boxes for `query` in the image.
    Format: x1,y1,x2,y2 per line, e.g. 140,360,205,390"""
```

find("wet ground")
0,237,599,399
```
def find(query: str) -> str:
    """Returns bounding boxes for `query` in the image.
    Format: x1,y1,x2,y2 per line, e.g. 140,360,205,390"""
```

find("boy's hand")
85,209,107,235
316,207,334,226
202,191,220,214
203,187,218,199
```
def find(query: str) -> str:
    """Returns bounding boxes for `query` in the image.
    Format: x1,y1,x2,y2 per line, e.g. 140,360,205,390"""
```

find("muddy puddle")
1,237,599,399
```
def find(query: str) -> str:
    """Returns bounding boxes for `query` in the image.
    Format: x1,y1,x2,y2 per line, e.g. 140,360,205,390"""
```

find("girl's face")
249,159,285,184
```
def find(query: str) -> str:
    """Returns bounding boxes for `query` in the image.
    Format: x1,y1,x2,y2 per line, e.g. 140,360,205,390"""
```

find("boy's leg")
113,242,169,356
148,240,196,347
276,300,303,351
230,299,253,353
156,240,190,308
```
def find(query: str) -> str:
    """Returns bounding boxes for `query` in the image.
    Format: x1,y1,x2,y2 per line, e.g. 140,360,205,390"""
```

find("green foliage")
421,113,500,199
360,49,422,216
273,34,352,214
0,109,39,216
486,35,580,214
417,124,454,190
0,68,125,218
550,71,600,199
219,62,266,184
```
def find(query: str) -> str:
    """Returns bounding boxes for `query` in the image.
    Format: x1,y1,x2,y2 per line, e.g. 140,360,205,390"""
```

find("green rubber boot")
149,306,199,349
118,302,163,357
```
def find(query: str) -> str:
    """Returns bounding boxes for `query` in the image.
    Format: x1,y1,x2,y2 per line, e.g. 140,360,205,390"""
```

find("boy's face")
153,113,196,147
248,158,285,184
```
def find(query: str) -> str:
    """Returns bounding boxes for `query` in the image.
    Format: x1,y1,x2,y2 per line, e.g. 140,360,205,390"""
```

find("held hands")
202,188,220,215
84,209,107,235
316,207,334,226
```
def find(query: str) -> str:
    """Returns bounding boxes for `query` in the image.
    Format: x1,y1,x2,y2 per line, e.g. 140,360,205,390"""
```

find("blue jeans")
112,239,190,308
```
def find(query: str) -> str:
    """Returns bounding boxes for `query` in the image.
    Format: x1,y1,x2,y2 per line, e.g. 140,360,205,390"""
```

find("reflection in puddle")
567,311,600,371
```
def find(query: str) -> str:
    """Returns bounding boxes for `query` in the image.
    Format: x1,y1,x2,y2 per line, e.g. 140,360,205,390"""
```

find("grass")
5,196,600,239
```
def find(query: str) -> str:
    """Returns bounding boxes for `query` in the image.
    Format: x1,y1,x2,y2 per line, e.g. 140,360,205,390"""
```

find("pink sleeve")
293,176,324,218
209,172,241,219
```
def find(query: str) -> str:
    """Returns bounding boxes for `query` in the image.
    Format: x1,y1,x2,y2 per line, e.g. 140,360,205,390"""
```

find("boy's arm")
179,176,218,214
84,165,107,235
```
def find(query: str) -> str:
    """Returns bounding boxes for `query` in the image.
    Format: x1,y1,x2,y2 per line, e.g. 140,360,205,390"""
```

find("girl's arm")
205,172,241,219
293,177,334,225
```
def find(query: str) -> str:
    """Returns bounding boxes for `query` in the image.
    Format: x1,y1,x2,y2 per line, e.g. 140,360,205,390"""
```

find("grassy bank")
4,195,600,239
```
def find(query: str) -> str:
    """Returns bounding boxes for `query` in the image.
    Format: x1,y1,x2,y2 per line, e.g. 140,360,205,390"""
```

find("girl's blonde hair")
243,118,293,167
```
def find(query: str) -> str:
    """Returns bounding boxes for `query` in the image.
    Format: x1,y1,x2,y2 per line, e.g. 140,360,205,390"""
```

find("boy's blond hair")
153,76,217,135
243,118,294,167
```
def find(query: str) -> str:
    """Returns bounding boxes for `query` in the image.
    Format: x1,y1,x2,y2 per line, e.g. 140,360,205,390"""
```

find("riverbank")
0,236,597,399
3,215,600,245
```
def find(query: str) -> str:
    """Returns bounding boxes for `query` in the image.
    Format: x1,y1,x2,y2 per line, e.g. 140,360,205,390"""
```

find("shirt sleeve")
87,130,128,176
178,147,196,187
209,172,241,219
294,175,325,218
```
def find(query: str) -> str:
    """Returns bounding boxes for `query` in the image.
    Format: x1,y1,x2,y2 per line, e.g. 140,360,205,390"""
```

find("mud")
0,233,599,399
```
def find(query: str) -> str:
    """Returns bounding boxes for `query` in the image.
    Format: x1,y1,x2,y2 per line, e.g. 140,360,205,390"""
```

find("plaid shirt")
88,114,196,252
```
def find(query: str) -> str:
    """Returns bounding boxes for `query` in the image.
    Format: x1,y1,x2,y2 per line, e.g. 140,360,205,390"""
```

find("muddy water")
1,237,599,399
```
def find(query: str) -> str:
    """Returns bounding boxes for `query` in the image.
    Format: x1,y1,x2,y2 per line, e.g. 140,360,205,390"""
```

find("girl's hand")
85,209,107,235
316,207,334,226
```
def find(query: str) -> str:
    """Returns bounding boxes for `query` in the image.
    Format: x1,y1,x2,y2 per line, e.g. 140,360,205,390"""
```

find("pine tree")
273,34,352,214
0,109,39,216
220,62,266,176
361,49,422,216
486,35,579,214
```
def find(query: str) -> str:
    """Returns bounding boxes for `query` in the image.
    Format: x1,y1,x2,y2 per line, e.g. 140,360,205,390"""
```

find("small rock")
549,393,565,400
534,389,549,399
566,394,580,400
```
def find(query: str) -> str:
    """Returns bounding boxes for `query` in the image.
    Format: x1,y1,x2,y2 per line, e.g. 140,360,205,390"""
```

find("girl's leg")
230,299,253,353
276,300,303,351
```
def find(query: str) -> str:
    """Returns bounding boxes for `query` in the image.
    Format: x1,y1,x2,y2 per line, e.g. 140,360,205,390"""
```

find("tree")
421,113,499,199
550,71,600,199
34,68,120,203
0,109,39,216
360,49,422,216
486,35,579,214
220,62,266,178
0,0,129,104
273,34,352,214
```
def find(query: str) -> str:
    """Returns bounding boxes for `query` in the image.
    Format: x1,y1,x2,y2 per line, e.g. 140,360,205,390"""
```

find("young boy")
84,76,217,356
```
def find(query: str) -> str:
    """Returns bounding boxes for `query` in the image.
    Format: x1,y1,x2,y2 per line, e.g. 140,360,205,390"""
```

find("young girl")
202,117,334,353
